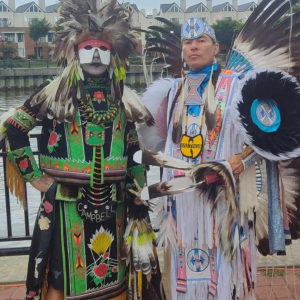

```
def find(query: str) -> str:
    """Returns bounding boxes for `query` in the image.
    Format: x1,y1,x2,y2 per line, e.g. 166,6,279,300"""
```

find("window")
0,18,8,27
3,33,15,42
200,17,207,23
28,4,42,13
169,5,179,13
196,5,207,13
224,17,232,20
0,4,10,12
223,4,233,12
249,5,255,11
171,18,179,23
47,32,54,42
34,47,43,58
17,33,24,42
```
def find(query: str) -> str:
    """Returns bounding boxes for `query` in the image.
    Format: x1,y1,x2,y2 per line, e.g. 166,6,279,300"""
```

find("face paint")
78,39,112,65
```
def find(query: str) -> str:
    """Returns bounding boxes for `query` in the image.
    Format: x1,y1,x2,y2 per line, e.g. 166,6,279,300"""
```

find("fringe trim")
6,157,26,209
41,259,49,300
175,192,214,249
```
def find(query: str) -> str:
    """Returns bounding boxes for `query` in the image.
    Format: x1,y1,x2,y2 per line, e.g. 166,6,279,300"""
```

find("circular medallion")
187,249,210,273
251,99,281,133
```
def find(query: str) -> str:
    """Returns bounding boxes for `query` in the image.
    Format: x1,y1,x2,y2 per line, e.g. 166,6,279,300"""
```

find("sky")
8,0,258,14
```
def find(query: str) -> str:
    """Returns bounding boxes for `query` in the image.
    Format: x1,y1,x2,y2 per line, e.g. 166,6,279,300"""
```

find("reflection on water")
0,88,159,249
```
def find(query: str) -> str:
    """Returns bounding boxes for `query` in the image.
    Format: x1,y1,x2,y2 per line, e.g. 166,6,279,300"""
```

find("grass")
263,269,286,277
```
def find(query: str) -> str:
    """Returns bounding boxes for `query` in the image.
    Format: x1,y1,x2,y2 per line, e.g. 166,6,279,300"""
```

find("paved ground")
1,241,300,299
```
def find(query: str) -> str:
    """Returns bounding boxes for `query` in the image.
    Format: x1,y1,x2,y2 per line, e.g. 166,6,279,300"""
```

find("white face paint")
78,39,111,66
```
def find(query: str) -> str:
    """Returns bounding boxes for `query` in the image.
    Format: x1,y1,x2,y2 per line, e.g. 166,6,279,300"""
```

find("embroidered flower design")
48,131,58,146
27,291,37,298
93,263,109,278
47,130,62,154
19,159,29,172
94,91,105,102
38,216,51,230
103,252,110,259
112,266,118,273
43,201,53,213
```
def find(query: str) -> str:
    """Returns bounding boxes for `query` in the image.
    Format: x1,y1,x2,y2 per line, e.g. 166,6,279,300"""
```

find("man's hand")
31,174,55,193
227,154,244,176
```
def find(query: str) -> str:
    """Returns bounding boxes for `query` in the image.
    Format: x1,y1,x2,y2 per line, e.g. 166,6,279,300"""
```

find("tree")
29,18,51,58
212,19,243,48
0,42,17,59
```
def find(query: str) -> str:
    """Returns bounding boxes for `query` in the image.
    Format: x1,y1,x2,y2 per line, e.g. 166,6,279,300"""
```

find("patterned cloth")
6,76,150,300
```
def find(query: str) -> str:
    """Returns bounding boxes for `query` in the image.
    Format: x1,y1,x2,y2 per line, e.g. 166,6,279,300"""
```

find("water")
0,90,160,249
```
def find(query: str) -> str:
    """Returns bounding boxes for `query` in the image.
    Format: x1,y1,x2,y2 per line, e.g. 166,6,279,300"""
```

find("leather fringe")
6,157,26,209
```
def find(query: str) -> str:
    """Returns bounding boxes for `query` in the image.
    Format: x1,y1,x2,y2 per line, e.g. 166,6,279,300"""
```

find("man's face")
78,39,111,77
182,34,219,71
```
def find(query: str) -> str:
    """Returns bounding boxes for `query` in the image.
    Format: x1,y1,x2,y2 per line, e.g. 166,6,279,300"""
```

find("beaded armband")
8,107,37,132
127,124,139,147
8,146,42,182
240,149,260,170
126,164,146,192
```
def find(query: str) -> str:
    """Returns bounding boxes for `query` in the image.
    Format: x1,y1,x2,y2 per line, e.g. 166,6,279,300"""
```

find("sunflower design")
88,226,114,256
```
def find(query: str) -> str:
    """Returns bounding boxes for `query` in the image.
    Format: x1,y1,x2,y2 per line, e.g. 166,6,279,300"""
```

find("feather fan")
227,0,300,81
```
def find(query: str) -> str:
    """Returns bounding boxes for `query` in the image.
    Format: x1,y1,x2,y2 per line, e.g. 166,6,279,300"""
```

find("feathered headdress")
29,0,154,126
52,0,139,65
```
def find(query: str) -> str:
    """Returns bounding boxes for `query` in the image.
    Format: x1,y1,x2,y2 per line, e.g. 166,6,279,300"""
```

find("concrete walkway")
1,241,300,299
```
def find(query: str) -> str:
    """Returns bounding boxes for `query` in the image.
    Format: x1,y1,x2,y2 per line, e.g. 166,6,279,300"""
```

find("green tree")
29,18,51,58
0,42,17,59
212,19,243,48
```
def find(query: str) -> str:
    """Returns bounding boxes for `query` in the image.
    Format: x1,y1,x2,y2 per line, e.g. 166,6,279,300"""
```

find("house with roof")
157,2,186,24
185,2,211,24
0,0,258,59
0,0,58,58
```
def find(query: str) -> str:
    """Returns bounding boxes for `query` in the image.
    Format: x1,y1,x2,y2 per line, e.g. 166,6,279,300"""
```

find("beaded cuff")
8,146,42,182
8,107,37,133
242,151,260,170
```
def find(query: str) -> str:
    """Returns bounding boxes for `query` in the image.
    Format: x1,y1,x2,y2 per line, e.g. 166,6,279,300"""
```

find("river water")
0,90,159,249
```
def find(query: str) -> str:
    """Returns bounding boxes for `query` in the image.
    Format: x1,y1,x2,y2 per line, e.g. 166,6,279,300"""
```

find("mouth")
90,62,102,67
189,54,201,59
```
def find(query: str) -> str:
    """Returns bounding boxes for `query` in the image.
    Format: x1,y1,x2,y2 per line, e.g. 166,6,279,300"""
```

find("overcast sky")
9,0,258,14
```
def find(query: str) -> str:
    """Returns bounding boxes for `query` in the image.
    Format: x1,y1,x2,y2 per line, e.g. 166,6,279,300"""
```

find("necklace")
79,99,118,125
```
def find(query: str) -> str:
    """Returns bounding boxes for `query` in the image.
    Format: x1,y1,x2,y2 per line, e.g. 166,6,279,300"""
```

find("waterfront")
0,89,160,250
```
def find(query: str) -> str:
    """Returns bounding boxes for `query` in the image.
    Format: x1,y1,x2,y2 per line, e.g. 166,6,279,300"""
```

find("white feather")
137,78,175,152
0,108,17,141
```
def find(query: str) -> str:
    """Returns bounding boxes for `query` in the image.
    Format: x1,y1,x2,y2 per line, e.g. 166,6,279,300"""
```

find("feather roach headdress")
29,0,154,126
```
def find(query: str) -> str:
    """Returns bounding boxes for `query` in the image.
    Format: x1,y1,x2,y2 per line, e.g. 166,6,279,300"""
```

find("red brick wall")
0,27,52,58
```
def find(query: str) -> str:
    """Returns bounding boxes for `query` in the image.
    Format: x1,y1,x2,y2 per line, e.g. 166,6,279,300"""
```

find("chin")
81,64,108,77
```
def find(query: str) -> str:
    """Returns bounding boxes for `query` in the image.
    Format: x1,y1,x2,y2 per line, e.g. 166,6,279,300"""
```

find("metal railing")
0,133,41,257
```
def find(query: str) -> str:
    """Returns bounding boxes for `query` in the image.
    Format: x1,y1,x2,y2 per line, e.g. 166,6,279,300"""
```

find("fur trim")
232,67,300,160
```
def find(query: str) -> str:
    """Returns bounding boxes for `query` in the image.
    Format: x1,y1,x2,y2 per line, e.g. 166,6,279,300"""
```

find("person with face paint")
3,1,159,300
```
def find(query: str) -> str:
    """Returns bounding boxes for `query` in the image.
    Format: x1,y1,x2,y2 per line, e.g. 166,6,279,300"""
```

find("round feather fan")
234,67,300,161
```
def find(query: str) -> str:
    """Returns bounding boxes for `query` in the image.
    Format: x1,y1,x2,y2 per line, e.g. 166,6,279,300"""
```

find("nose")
190,40,198,51
93,49,100,59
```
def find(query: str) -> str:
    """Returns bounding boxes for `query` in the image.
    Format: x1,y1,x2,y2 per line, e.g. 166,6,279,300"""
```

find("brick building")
0,0,258,59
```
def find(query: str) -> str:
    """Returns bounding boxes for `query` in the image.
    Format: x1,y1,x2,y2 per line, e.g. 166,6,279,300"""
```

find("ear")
214,43,220,55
